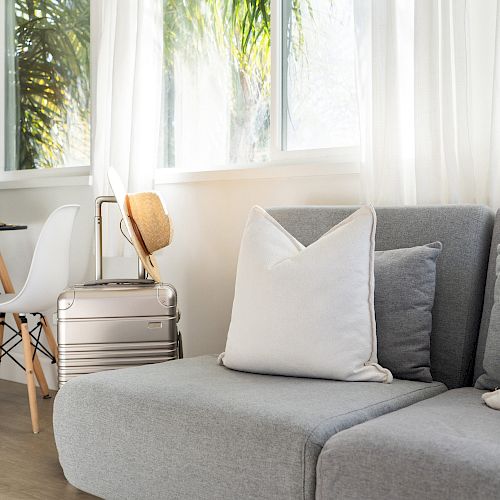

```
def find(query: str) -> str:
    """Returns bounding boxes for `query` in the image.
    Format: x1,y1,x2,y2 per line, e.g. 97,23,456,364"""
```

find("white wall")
0,172,361,387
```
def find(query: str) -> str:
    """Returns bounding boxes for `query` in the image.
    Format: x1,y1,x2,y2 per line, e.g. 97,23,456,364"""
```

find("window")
161,0,359,170
1,0,357,175
4,0,90,171
161,0,271,169
283,0,359,151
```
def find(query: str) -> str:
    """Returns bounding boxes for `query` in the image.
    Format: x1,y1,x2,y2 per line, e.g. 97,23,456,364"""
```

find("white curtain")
92,0,163,255
354,0,500,207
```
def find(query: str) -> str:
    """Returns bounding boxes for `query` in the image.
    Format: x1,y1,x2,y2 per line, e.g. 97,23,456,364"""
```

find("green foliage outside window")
162,0,309,166
6,0,90,170
162,0,272,166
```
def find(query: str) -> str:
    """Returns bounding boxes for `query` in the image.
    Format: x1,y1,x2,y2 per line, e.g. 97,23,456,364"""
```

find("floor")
0,379,97,500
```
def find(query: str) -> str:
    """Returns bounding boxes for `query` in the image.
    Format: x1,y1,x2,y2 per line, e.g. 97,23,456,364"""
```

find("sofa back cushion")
267,205,493,389
475,245,500,389
475,209,500,382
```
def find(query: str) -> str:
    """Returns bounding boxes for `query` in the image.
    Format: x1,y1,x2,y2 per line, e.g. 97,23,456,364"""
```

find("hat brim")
107,168,162,282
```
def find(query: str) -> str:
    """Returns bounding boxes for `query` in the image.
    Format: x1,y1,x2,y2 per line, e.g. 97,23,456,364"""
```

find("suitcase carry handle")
95,196,146,281
83,278,155,287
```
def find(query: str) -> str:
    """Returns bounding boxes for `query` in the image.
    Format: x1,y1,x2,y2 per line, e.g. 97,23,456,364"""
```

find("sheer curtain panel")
354,0,500,207
92,0,163,256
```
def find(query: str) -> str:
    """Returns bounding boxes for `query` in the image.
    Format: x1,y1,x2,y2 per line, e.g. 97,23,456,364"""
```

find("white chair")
0,205,79,433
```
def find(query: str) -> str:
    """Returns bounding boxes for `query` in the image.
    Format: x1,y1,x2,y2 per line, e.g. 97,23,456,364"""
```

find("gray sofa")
53,205,500,500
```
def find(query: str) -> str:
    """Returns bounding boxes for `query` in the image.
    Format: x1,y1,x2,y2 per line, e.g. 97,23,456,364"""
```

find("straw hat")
108,168,173,282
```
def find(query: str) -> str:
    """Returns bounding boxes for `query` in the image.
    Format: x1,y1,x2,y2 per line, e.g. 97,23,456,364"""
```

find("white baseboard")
0,350,58,390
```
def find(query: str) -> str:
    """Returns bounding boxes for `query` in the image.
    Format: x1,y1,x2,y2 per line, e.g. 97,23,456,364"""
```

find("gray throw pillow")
476,245,500,390
375,242,442,382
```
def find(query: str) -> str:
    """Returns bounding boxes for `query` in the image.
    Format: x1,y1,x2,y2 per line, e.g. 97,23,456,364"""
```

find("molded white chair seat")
0,205,79,433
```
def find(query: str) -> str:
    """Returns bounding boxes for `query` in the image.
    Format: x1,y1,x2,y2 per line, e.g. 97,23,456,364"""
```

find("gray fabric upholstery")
475,209,500,381
317,387,500,500
374,242,442,382
476,245,500,389
53,356,446,500
269,205,494,388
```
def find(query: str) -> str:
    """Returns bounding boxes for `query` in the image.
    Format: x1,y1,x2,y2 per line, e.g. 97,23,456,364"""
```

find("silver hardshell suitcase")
57,196,181,388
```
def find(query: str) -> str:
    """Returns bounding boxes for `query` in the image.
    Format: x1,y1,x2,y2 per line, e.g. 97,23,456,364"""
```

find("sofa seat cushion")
317,387,500,500
54,355,445,500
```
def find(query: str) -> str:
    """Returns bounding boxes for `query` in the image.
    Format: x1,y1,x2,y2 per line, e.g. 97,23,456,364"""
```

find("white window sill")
155,157,361,185
0,154,361,189
0,166,92,190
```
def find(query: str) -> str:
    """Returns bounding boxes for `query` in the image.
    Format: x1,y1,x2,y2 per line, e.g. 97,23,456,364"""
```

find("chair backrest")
268,205,494,389
13,205,80,313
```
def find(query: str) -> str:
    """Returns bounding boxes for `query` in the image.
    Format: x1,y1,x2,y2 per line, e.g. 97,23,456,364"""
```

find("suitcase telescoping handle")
94,196,147,281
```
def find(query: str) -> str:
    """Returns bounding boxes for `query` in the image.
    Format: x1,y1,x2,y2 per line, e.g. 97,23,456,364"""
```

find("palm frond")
11,0,90,170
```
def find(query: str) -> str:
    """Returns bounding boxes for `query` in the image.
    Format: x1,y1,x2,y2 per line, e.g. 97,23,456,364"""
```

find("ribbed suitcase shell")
57,282,179,388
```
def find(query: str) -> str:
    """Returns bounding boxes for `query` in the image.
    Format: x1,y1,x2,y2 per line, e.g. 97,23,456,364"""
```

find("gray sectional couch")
53,205,500,499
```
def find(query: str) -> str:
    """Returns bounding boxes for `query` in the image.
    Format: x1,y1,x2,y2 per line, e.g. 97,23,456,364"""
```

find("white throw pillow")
218,205,392,383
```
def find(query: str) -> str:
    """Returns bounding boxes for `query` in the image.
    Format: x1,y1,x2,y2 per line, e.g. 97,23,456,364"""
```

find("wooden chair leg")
12,312,50,398
0,252,50,402
40,315,58,363
32,353,50,398
20,317,39,434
